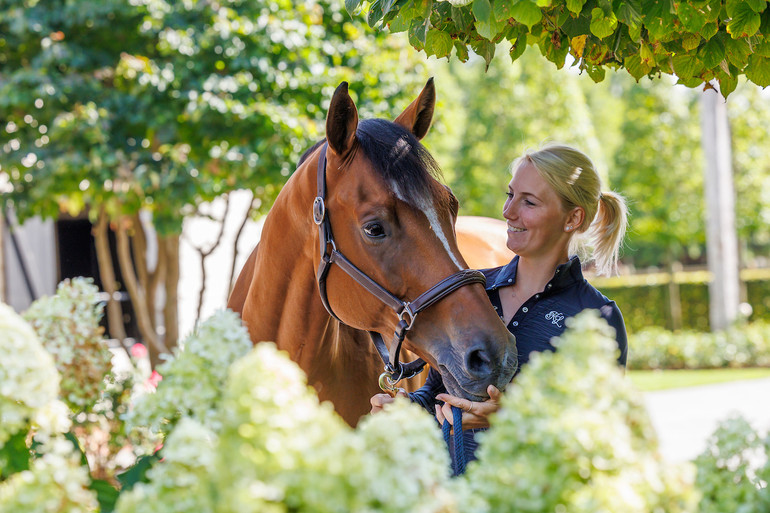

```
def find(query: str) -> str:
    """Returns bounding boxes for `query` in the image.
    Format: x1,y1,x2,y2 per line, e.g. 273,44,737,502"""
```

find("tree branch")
92,208,128,346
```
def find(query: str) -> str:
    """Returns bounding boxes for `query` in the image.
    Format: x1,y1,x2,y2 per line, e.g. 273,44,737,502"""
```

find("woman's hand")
369,389,407,414
435,385,502,430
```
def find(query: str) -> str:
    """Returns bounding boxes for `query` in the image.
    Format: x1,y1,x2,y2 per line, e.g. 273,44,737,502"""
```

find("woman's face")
502,160,573,260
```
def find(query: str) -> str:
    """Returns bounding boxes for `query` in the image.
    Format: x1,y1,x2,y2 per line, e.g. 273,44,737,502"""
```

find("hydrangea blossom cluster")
124,309,253,437
694,416,770,513
0,302,61,446
0,437,99,513
117,338,458,513
115,418,218,513
464,310,697,513
23,278,113,412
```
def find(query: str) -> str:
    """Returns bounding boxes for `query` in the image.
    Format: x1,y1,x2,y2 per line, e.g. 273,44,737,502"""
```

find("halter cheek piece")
313,142,487,391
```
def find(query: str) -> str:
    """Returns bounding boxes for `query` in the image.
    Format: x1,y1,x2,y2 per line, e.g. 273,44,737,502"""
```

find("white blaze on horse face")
390,181,464,270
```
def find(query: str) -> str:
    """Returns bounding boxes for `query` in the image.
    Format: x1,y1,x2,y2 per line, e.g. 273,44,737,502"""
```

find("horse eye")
363,222,386,239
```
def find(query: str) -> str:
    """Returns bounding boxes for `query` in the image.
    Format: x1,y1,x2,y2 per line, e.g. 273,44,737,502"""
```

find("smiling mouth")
507,226,526,233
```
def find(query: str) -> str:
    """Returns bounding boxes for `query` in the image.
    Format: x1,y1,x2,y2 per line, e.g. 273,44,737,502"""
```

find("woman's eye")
506,192,514,199
363,222,386,239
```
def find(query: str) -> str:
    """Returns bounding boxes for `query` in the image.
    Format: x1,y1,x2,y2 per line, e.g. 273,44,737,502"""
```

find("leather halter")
313,142,487,390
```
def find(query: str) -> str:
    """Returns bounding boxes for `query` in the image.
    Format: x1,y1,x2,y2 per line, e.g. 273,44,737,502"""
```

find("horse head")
317,79,518,402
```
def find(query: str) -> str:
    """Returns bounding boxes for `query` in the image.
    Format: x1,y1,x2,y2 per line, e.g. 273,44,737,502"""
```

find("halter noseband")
313,142,487,391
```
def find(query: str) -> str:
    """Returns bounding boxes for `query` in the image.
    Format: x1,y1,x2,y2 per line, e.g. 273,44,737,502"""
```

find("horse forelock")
354,118,444,209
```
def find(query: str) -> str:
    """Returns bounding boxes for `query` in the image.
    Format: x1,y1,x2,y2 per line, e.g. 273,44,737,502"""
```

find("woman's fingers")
369,393,394,414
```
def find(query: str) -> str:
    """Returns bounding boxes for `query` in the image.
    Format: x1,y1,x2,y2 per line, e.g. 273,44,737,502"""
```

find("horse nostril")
465,343,494,379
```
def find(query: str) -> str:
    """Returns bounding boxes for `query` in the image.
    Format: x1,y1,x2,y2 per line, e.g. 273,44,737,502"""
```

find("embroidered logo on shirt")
545,311,565,328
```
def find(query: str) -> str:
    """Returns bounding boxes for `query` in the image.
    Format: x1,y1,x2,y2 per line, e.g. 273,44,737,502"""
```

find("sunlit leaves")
365,0,770,93
0,1,427,231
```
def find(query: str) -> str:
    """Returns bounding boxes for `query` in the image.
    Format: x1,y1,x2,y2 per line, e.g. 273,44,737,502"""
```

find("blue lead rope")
442,405,467,476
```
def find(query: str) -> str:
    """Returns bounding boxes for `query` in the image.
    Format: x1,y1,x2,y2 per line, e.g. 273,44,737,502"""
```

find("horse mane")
298,119,445,210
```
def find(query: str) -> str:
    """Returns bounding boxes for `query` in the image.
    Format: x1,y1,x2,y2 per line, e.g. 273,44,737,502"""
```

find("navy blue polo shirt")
408,255,628,467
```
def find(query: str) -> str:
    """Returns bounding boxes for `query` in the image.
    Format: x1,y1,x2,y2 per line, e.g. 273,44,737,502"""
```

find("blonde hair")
512,144,628,276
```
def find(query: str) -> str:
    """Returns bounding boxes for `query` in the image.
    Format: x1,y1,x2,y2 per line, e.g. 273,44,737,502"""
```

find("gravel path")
643,377,770,462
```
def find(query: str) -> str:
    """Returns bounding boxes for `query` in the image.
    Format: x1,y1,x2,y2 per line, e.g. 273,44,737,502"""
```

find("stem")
93,209,128,345
228,191,256,297
116,217,169,366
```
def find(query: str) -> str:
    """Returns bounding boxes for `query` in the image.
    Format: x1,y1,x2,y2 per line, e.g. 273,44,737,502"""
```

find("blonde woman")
372,144,629,465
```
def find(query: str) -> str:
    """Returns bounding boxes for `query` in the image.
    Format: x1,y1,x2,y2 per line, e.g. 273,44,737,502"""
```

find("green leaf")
65,431,90,468
425,29,454,58
583,61,607,81
408,17,430,48
454,40,470,61
345,0,362,15
616,0,644,28
590,7,618,39
117,452,163,491
724,34,752,67
681,32,701,50
677,3,707,32
368,0,385,27
700,21,719,41
470,38,496,68
452,5,475,31
388,14,410,32
566,0,587,13
494,0,513,22
699,35,726,68
642,0,675,41
672,53,703,78
510,0,543,29
625,54,652,79
473,0,492,23
509,36,527,61
727,3,761,38
745,0,767,11
0,430,31,479
90,479,120,513
754,38,770,56
718,72,739,96
746,54,770,86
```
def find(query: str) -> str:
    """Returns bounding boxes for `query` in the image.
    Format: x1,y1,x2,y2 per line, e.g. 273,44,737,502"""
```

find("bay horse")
228,79,517,426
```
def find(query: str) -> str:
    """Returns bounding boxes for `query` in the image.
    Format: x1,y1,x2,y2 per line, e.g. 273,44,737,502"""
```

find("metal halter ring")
378,371,399,392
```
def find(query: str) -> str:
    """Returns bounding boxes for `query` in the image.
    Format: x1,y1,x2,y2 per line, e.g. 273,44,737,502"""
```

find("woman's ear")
565,207,585,232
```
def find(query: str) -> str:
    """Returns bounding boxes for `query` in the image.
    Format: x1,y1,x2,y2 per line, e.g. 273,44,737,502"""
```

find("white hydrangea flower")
124,309,253,436
0,302,60,446
115,418,218,513
0,436,98,512
463,310,696,513
23,278,112,412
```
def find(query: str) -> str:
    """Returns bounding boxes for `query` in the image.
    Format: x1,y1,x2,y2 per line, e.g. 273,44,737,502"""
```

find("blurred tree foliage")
0,0,426,359
424,50,770,271
351,0,770,94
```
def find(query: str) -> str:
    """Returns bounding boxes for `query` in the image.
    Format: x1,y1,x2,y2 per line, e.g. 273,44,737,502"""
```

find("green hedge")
594,273,770,333
627,321,770,371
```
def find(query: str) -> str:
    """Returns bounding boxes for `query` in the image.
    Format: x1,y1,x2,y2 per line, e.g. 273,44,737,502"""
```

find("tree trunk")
116,217,169,366
700,87,740,330
162,234,180,348
93,210,128,344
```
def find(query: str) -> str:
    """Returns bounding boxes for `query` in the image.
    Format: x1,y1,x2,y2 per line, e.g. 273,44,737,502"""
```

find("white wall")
178,190,264,338
2,214,57,312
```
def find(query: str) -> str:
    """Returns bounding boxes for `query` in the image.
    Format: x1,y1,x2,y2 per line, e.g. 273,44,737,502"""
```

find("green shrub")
628,321,770,370
694,416,770,513
595,275,770,333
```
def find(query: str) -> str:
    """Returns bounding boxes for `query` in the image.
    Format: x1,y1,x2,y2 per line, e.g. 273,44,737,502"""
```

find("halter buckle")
397,303,417,331
312,197,325,225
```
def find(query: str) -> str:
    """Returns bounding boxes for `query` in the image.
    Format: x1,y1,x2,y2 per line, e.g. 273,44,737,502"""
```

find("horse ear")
326,82,359,158
394,77,435,141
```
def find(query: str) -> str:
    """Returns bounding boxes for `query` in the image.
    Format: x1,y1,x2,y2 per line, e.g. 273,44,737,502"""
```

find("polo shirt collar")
486,254,583,291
